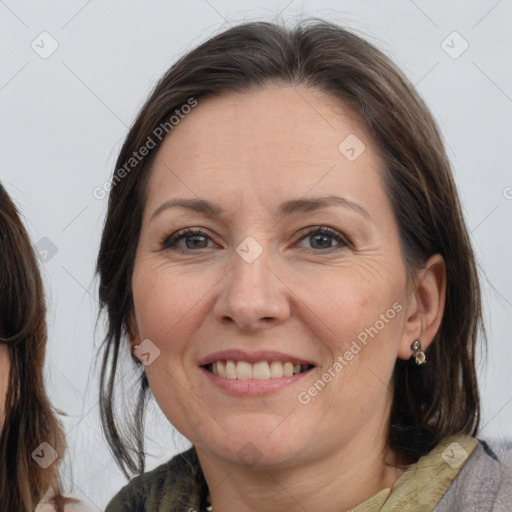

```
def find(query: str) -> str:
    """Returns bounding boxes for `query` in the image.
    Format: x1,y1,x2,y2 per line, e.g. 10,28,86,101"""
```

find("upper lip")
198,349,317,367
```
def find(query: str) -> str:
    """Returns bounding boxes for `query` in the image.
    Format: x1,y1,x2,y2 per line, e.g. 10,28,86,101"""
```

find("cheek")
305,265,407,407
131,266,205,431
311,266,405,344
131,261,217,357
303,287,405,413
133,273,187,343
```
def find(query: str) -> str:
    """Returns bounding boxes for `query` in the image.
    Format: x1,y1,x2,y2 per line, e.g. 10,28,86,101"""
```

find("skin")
130,84,446,512
0,344,8,431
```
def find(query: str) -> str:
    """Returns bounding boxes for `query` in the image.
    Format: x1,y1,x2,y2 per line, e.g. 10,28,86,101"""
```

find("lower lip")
200,366,313,396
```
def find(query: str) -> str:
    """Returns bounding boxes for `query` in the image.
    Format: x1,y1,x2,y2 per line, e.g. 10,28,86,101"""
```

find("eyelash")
160,226,352,253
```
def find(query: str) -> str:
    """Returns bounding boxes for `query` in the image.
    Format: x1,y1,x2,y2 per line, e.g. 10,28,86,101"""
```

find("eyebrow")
150,195,371,222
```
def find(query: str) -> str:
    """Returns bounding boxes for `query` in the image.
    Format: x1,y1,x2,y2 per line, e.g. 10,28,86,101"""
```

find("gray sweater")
433,439,512,511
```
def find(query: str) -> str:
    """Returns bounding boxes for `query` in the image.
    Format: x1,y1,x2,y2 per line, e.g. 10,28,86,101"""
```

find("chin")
195,421,312,468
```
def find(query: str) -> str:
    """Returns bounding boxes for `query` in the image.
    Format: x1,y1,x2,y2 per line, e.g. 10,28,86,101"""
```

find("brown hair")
0,184,74,510
97,19,483,476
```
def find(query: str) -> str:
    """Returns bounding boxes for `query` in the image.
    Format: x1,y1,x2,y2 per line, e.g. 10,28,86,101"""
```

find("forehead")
145,84,386,218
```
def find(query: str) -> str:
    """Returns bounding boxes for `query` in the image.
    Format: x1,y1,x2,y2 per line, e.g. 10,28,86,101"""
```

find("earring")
132,343,145,373
411,339,426,365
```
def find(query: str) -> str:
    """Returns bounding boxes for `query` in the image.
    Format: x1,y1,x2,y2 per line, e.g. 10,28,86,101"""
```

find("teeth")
269,361,284,378
210,360,312,380
225,360,237,379
253,361,270,380
283,362,294,377
236,361,252,379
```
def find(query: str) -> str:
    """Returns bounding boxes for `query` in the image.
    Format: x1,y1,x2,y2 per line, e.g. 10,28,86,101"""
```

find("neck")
196,428,407,512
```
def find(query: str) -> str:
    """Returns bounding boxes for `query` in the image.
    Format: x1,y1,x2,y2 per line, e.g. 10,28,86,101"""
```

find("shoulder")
434,437,512,511
104,463,170,512
35,498,92,512
105,447,206,512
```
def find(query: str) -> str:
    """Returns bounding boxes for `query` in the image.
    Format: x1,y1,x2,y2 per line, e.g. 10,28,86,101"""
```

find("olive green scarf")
349,434,478,511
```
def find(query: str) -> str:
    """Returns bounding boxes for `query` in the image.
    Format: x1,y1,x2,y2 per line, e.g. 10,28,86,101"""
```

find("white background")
1,1,511,509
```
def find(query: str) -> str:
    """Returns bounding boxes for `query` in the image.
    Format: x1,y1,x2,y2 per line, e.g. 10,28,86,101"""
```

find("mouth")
202,360,315,380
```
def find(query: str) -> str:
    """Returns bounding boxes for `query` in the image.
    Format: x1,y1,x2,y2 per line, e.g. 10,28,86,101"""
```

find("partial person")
0,183,80,511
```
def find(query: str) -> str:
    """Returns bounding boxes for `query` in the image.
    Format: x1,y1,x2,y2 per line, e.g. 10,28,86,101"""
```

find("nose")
213,246,291,332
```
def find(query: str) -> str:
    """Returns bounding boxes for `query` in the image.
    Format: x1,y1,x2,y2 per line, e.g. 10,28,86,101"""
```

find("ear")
397,253,446,360
126,313,142,350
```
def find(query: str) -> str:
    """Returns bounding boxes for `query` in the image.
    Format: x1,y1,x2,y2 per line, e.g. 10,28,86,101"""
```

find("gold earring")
132,344,145,373
411,339,426,365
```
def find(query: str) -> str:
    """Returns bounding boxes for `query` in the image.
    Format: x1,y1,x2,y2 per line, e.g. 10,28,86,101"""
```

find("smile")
204,360,315,380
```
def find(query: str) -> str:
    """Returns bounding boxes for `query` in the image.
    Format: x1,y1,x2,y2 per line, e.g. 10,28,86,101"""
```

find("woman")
97,20,512,511
0,184,79,511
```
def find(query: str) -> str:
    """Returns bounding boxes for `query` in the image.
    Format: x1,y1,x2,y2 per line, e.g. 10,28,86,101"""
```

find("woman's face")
131,85,417,467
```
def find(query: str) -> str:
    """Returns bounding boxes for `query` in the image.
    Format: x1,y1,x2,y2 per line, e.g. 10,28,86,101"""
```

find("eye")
161,226,351,253
295,226,351,251
161,227,215,252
